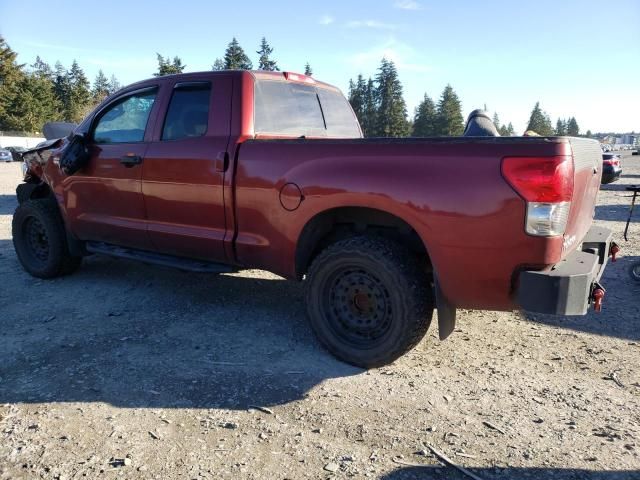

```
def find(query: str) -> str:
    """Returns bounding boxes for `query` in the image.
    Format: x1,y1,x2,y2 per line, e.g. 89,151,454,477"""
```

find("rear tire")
12,199,82,279
305,236,434,368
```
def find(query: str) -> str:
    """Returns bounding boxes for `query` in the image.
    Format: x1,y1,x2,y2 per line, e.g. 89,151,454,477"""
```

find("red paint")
26,71,602,312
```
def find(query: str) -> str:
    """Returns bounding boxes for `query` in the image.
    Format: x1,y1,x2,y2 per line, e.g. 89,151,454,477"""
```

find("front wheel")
12,199,82,278
305,236,434,368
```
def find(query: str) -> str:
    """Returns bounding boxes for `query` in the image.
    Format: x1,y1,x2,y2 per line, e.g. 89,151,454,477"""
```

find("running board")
85,242,235,273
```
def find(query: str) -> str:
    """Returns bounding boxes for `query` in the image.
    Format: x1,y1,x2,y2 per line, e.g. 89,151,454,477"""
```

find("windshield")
254,80,362,138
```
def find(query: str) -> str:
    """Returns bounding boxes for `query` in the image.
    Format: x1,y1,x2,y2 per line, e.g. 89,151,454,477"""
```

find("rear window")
254,80,361,138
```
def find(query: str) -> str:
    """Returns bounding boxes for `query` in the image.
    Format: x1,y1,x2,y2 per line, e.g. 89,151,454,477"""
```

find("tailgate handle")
215,151,229,172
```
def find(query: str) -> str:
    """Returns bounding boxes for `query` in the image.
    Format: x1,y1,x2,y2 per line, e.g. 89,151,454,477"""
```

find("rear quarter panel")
234,138,570,310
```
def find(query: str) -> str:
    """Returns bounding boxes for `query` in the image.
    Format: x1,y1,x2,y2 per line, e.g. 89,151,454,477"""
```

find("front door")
142,75,232,262
63,86,159,250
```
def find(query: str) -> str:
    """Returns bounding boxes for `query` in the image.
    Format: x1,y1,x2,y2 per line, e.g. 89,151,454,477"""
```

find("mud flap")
434,275,456,340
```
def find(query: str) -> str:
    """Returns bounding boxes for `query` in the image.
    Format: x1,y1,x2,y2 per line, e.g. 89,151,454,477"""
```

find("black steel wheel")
306,236,434,368
12,198,82,278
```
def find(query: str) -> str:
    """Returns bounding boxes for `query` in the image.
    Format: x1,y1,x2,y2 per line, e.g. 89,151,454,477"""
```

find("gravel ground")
1,154,639,480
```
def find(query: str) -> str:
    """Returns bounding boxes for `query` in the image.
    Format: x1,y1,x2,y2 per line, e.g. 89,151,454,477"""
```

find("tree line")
1,34,582,138
0,36,121,132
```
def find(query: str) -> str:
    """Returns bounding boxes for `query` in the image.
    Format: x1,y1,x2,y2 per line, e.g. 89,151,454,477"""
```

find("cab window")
162,83,211,141
93,89,157,144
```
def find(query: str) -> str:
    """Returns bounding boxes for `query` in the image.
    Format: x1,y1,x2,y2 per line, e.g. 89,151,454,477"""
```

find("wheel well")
17,181,54,204
295,207,430,279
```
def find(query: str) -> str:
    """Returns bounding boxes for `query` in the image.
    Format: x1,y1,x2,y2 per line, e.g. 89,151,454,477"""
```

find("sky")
1,0,639,134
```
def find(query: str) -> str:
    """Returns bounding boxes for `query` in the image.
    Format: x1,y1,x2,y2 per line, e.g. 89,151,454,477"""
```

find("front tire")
12,199,82,278
305,236,434,368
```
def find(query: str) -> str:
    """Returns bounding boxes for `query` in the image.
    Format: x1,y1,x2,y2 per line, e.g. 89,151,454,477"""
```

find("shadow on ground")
0,244,360,410
0,193,17,215
382,465,640,480
595,203,637,222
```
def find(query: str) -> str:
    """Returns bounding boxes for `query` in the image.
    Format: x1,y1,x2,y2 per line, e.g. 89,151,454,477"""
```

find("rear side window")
94,89,157,143
254,81,325,137
254,80,362,138
162,84,211,140
317,88,362,138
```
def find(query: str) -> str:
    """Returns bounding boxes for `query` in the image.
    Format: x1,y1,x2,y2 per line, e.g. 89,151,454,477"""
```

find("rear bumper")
517,226,613,315
601,165,622,184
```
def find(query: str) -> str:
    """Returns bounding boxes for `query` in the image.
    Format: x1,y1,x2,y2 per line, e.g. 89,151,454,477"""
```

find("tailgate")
562,138,602,256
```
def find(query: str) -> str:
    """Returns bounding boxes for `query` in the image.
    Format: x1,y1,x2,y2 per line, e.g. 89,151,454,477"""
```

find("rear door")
142,74,232,262
63,86,159,249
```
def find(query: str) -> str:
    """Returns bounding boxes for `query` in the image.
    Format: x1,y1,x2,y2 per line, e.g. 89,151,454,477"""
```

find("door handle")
215,151,229,172
120,154,142,167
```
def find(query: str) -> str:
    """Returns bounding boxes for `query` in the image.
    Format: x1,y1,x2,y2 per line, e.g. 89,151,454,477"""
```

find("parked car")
601,153,622,184
15,71,615,367
5,146,27,162
0,148,13,162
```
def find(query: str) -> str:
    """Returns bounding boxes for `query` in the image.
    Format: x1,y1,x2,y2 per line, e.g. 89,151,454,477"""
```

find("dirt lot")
1,153,639,480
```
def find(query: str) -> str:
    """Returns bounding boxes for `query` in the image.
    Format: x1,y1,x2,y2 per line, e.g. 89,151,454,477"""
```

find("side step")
85,242,235,273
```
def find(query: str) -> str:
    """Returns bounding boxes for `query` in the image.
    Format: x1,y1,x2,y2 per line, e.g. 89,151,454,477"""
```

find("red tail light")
283,72,316,84
501,156,574,203
603,158,620,167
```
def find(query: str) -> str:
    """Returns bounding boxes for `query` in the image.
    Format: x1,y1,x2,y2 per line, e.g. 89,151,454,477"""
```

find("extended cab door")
142,74,232,262
63,86,159,250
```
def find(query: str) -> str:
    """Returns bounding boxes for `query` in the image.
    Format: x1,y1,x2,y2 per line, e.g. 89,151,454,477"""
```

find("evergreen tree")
7,73,60,132
435,84,464,136
526,102,554,136
304,62,313,76
211,58,225,70
256,37,278,71
374,58,409,137
506,122,515,136
53,62,72,122
92,70,111,103
362,78,377,137
0,35,25,130
555,118,567,135
223,38,252,70
108,75,121,95
155,54,186,76
585,129,592,138
67,60,91,122
498,125,509,136
348,75,367,129
492,112,500,129
412,94,437,137
31,56,53,80
567,117,580,136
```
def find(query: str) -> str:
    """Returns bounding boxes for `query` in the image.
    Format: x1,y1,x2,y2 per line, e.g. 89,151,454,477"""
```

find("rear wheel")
12,199,82,278
305,236,434,368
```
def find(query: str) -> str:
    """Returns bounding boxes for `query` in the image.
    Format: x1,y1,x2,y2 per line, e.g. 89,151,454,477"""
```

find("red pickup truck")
15,70,615,368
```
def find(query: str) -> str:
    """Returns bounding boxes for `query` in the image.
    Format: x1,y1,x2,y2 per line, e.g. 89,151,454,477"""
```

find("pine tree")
585,129,592,138
304,62,313,76
348,75,366,128
526,102,554,136
223,38,252,70
92,70,111,103
7,73,60,132
31,56,53,80
374,58,409,137
256,37,278,71
0,35,25,130
53,62,72,122
506,122,515,136
498,125,509,136
155,54,186,76
67,60,91,122
211,58,225,70
567,117,580,136
555,118,567,136
412,94,437,137
435,84,464,136
492,112,500,129
108,75,121,95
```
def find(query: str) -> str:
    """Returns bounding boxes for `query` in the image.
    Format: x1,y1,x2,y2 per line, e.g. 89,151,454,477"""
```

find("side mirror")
59,134,90,176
